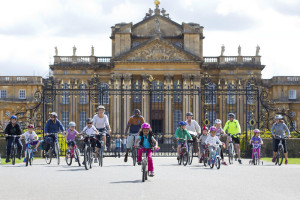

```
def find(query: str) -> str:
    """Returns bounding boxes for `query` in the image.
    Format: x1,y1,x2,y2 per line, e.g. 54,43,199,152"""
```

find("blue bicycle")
208,144,221,169
24,139,36,167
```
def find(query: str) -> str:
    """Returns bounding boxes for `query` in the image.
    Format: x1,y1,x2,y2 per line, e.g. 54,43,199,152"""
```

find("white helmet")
69,121,76,127
50,112,58,117
275,115,283,120
215,119,222,124
97,105,105,110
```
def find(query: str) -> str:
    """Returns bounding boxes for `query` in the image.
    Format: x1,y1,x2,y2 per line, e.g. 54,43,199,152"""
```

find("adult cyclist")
124,109,144,162
44,112,65,155
185,112,201,162
93,105,111,151
224,113,242,164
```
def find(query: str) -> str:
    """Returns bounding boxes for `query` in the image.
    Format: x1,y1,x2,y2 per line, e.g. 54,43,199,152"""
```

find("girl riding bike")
175,121,192,160
215,119,227,165
65,121,79,152
249,129,263,165
135,123,158,177
205,126,225,165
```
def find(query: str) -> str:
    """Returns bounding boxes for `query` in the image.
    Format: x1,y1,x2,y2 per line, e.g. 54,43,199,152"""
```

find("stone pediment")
114,37,201,62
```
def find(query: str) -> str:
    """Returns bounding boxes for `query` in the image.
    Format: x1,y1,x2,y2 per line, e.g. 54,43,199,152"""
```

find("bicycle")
228,133,240,164
274,135,287,166
178,140,189,166
96,130,106,167
208,144,221,169
7,135,20,165
187,132,197,165
140,148,151,182
203,144,209,167
249,143,263,165
24,139,37,167
65,140,81,166
82,134,97,170
44,133,60,165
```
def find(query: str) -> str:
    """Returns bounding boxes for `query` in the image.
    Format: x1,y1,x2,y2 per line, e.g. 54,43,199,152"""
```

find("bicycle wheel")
188,144,194,165
75,148,81,166
98,149,103,167
209,158,214,169
89,147,93,169
29,151,33,166
132,148,137,166
11,146,16,165
45,149,52,164
216,157,221,169
142,165,146,182
203,157,207,167
84,146,89,170
178,155,182,165
25,149,29,167
278,146,284,166
254,153,257,165
55,142,60,165
183,152,189,166
228,145,233,164
65,151,72,166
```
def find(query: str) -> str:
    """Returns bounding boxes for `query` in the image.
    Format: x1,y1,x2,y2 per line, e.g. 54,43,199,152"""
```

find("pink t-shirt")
67,129,78,141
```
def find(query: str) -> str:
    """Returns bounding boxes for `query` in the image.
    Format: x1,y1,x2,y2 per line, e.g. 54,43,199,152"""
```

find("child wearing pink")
250,129,263,164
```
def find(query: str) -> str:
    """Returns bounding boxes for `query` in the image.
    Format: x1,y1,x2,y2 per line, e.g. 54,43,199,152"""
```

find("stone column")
123,73,132,132
182,74,192,120
111,74,122,133
164,74,173,134
141,74,150,123
192,74,201,123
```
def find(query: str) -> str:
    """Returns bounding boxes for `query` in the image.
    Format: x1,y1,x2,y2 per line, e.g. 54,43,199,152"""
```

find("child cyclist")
135,123,158,177
215,119,227,165
198,126,209,163
205,126,225,165
175,121,192,160
21,124,40,162
65,121,79,152
249,129,263,164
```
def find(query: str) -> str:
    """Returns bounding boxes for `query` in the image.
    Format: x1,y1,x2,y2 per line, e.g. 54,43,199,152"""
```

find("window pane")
173,110,182,133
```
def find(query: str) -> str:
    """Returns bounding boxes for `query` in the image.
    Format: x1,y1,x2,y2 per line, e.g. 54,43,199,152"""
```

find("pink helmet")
141,123,151,129
253,129,261,134
210,126,217,132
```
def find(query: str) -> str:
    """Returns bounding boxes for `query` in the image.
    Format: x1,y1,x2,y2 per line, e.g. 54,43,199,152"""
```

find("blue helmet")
10,115,17,120
178,121,187,126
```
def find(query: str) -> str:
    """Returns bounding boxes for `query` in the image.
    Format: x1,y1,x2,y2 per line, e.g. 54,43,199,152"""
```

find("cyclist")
185,112,201,162
250,129,263,165
93,105,111,151
21,124,40,162
5,115,23,163
224,113,242,164
271,115,290,165
135,123,158,177
65,122,79,153
215,119,227,165
199,126,209,163
124,109,145,162
44,112,65,155
80,118,100,163
205,126,225,165
175,121,192,160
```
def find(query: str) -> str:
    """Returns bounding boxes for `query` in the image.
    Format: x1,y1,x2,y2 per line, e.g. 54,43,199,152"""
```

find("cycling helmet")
86,118,93,123
10,115,17,120
275,115,283,120
50,112,58,117
253,129,261,134
97,105,105,110
178,121,188,126
203,126,209,131
228,113,235,118
210,126,217,132
69,121,76,127
186,112,193,117
28,124,34,129
215,119,222,124
141,123,151,129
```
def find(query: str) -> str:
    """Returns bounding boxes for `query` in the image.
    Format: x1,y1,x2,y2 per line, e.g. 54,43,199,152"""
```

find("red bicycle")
65,140,81,166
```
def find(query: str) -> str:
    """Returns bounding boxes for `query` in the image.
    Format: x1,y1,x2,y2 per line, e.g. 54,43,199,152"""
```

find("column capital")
111,73,122,81
182,73,192,80
122,73,132,81
164,74,174,82
192,74,201,82
141,74,151,80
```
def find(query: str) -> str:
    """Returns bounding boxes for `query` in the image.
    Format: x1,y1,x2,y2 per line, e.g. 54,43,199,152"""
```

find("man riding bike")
224,113,242,164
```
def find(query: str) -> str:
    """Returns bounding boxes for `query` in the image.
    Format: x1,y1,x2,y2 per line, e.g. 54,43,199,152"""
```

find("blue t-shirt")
138,135,154,148
114,139,121,148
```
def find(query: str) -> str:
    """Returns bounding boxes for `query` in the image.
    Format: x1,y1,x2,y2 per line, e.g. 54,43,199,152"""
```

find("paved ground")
0,156,299,200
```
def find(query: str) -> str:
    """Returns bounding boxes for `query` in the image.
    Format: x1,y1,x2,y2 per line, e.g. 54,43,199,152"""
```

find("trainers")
222,161,227,165
238,159,242,164
23,158,27,163
272,157,276,162
124,154,128,162
149,171,155,177
285,159,288,165
137,161,141,165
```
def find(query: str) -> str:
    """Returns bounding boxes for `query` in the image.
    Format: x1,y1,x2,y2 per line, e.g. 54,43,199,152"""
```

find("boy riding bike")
175,121,192,160
21,124,40,162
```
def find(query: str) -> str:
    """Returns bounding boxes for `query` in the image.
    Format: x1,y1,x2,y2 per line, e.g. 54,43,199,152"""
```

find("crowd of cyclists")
3,105,292,173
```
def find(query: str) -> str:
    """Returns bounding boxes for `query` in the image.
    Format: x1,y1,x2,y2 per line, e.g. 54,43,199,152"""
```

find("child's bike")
208,144,221,169
83,134,96,170
24,139,37,167
275,136,287,166
44,133,60,165
7,135,20,165
178,140,189,166
65,140,81,166
249,143,263,165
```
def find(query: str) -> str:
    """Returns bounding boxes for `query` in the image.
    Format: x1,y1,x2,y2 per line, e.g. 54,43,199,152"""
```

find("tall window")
173,110,182,132
0,90,7,99
61,112,69,129
151,81,164,103
205,111,216,126
19,89,26,99
79,111,87,131
173,80,182,103
245,82,254,104
62,83,69,104
98,83,109,105
289,90,296,100
227,83,236,104
133,81,141,103
205,82,216,104
79,84,87,104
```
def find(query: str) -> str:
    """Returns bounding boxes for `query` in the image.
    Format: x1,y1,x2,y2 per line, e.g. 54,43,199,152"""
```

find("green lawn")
261,157,300,164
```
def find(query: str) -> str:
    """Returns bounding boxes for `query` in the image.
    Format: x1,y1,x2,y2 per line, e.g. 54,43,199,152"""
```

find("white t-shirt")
83,125,98,136
23,131,38,140
93,114,109,129
205,135,222,146
186,120,201,135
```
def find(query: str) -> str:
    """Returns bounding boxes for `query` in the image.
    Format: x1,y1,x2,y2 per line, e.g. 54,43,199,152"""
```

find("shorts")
97,128,107,137
84,137,101,149
177,141,185,146
229,135,240,144
273,138,287,153
127,134,139,149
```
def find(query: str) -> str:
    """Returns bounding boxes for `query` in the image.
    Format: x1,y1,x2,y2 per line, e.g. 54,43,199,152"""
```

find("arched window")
173,80,182,103
79,84,87,104
62,83,69,104
227,83,236,104
133,81,141,103
205,82,216,104
98,83,109,105
151,81,164,102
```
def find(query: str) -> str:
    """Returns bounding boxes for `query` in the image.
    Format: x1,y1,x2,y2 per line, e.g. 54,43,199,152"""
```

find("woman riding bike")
93,105,111,151
185,112,201,162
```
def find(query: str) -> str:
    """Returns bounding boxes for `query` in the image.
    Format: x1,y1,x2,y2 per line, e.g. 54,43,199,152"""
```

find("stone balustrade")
53,56,111,64
0,76,43,84
204,56,261,64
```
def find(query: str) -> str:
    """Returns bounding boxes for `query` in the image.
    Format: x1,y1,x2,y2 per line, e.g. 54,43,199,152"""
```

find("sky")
0,0,300,79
